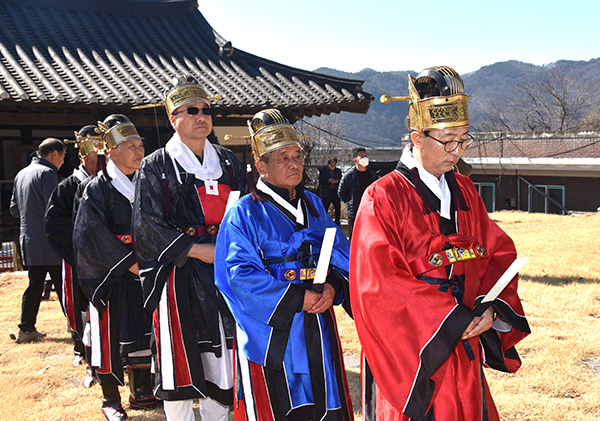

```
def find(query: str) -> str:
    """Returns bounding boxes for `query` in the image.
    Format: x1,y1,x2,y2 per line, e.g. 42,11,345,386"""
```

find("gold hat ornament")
65,125,104,157
131,74,222,115
249,109,302,158
380,65,469,131
224,109,307,158
97,114,140,150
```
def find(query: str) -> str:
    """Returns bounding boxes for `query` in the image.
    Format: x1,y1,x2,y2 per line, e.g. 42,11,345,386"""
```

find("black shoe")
127,367,161,410
101,405,128,421
129,394,162,410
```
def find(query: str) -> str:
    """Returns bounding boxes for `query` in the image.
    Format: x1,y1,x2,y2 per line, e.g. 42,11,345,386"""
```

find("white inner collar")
401,145,452,219
256,178,304,226
165,133,223,182
106,159,137,205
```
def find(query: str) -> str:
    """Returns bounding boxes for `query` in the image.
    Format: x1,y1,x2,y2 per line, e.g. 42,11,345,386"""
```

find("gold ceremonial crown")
250,123,302,158
251,109,302,158
65,125,104,157
97,115,140,150
165,83,209,115
381,65,469,131
225,109,305,158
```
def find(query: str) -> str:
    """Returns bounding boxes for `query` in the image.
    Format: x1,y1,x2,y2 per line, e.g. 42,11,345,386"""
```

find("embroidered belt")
409,244,486,276
267,267,319,282
179,224,219,237
117,234,133,244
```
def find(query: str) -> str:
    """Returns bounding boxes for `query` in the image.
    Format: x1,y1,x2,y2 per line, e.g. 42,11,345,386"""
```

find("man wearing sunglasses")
132,75,246,421
350,66,530,420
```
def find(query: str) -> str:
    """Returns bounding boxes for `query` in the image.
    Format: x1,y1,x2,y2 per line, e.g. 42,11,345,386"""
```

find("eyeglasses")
424,132,474,152
172,106,212,117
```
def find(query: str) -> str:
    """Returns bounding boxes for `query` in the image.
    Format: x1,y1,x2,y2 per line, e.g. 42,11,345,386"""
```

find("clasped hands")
461,306,495,340
303,283,335,314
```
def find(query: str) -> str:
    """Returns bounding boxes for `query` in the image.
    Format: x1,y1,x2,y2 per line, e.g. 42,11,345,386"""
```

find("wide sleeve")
215,201,308,368
44,177,77,266
132,154,196,269
73,181,136,307
350,181,474,415
458,177,530,372
132,153,199,312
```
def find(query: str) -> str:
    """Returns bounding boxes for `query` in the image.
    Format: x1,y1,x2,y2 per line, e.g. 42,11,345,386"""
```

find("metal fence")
0,242,15,272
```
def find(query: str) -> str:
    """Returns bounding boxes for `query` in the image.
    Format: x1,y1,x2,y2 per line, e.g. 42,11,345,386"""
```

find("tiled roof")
0,0,372,119
463,131,600,159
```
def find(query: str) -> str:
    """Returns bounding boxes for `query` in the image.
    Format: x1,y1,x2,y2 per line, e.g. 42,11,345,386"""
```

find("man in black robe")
74,115,160,421
45,125,103,382
132,75,246,421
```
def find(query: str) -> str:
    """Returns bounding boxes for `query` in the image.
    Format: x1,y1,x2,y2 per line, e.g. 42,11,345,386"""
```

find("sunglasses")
172,106,213,116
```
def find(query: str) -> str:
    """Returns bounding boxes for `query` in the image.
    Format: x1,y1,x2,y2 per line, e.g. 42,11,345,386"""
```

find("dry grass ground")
0,211,598,420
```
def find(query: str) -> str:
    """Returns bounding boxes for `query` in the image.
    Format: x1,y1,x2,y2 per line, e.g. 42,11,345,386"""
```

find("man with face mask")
338,148,377,239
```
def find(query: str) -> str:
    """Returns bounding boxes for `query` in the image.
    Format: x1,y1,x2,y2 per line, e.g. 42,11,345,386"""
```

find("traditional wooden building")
0,0,372,176
0,0,373,244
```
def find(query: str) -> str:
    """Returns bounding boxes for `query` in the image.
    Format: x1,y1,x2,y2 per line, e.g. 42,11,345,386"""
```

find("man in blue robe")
215,109,354,421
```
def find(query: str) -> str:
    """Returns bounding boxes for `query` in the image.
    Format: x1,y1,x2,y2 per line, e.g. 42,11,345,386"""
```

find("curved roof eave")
0,0,373,118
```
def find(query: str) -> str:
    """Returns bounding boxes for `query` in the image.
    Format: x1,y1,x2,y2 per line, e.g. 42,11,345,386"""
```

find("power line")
297,118,399,148
296,119,367,147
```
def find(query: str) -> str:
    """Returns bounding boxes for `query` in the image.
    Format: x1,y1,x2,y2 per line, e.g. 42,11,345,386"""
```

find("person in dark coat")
318,157,342,225
10,138,66,344
338,148,377,239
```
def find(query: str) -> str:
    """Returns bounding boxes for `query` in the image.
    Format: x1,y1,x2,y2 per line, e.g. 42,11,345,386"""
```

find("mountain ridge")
310,58,600,147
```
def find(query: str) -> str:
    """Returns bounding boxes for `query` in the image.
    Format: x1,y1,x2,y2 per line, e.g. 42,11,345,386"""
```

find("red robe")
350,169,530,421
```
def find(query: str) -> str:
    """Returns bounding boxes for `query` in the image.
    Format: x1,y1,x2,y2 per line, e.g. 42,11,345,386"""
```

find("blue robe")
215,181,353,421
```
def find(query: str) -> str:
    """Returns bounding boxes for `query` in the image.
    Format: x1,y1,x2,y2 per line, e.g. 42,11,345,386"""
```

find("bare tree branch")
487,65,594,132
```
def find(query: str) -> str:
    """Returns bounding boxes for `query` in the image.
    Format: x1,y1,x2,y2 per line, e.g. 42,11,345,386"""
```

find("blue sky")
200,0,600,75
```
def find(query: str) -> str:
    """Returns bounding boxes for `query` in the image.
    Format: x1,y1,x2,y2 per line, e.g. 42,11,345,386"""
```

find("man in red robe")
350,66,530,421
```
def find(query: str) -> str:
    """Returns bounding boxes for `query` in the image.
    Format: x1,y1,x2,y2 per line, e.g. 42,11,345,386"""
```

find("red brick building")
462,132,600,214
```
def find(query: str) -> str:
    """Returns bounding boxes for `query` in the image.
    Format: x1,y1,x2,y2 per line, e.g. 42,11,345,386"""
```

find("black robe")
44,172,88,339
132,144,246,403
73,172,151,385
